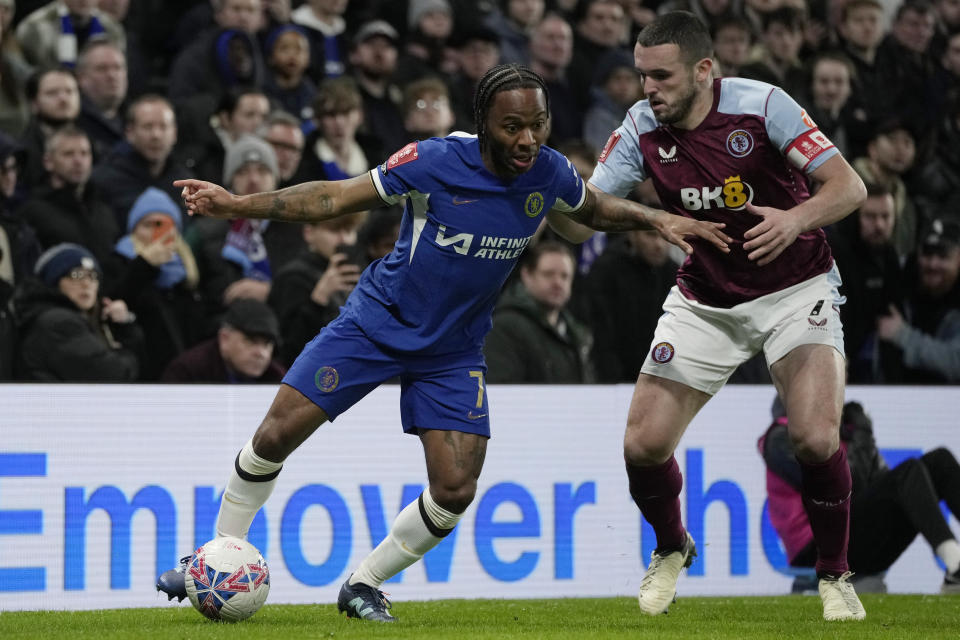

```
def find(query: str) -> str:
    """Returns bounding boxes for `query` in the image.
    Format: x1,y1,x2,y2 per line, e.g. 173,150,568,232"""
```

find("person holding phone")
267,210,367,366
105,187,206,380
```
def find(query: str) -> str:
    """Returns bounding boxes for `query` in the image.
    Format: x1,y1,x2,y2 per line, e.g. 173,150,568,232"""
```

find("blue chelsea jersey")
341,134,586,355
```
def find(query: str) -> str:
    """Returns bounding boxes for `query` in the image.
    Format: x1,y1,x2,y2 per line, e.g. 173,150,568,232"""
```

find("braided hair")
473,63,550,152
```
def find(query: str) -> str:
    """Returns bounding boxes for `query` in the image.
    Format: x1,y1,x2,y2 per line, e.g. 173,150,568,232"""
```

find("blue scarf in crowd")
58,5,106,68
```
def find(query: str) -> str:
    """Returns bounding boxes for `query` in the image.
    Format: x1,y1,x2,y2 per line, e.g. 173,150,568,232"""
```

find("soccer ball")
184,536,270,622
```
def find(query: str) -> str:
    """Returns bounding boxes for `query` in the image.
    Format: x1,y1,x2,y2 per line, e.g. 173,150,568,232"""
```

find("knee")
624,425,673,466
251,423,290,463
924,447,955,468
791,427,840,463
429,480,477,515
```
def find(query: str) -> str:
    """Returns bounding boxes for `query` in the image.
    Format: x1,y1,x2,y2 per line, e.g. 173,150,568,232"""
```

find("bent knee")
791,430,840,463
624,425,674,466
429,482,477,514
251,425,291,463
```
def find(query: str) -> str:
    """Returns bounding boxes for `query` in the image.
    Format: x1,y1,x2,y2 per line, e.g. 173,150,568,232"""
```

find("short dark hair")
216,85,268,117
125,93,173,126
44,124,89,154
862,181,892,199
26,67,75,102
473,63,549,152
636,11,713,65
760,6,806,33
895,0,934,22
522,239,575,272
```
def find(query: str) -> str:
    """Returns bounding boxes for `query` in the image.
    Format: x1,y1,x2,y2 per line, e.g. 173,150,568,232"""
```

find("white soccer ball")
184,536,270,622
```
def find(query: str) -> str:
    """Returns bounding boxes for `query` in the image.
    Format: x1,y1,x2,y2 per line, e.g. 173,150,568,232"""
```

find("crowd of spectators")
0,0,957,384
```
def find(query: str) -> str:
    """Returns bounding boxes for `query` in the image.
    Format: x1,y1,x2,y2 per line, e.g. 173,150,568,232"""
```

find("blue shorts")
282,315,491,437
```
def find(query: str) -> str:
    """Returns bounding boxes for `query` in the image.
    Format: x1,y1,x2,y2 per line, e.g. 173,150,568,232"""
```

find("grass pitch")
2,595,958,639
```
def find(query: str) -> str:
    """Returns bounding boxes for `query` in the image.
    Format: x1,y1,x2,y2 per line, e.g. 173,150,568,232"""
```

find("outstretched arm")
173,174,384,222
548,185,731,255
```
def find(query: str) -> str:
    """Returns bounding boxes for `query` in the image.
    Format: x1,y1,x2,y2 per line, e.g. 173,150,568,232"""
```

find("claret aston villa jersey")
342,134,586,354
590,77,839,308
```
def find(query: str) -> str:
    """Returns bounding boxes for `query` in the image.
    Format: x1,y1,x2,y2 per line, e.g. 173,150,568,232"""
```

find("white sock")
349,490,462,588
215,440,283,538
936,539,960,574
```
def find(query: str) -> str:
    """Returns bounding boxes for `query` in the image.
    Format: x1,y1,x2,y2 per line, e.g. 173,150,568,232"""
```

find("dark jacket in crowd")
76,95,124,163
90,142,194,229
14,279,141,381
19,184,120,266
826,215,904,383
267,250,345,366
168,27,266,106
103,251,213,382
161,337,286,383
0,278,15,380
483,283,594,383
880,257,960,384
578,237,678,383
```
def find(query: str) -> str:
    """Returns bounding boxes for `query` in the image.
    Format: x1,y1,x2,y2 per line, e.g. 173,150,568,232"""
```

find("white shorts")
640,265,845,395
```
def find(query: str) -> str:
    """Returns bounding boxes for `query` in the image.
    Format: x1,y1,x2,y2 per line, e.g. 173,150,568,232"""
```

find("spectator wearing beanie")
161,297,286,383
15,242,142,381
104,187,209,381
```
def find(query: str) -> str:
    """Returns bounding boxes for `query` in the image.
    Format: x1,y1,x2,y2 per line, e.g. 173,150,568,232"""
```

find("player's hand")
652,212,731,255
742,202,803,266
174,179,238,218
310,253,362,306
876,305,905,341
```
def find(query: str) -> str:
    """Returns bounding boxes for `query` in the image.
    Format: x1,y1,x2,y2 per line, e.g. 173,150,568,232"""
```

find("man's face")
303,221,358,258
58,267,99,311
530,17,574,70
713,25,751,69
77,45,127,111
763,22,803,64
938,0,960,26
857,194,895,248
459,39,500,81
418,9,454,39
351,36,398,79
126,100,177,165
918,245,960,296
892,8,936,54
271,30,310,79
841,6,885,50
483,88,549,179
521,250,574,311
44,134,92,186
635,43,700,125
223,94,270,138
230,162,277,195
217,0,262,33
404,91,454,138
943,33,960,75
264,123,304,181
811,59,851,112
508,0,546,29
869,129,916,174
579,1,626,47
0,154,19,199
34,72,80,122
319,108,362,145
218,327,274,378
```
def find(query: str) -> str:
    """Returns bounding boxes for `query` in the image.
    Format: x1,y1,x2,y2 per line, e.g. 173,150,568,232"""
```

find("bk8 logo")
680,176,753,211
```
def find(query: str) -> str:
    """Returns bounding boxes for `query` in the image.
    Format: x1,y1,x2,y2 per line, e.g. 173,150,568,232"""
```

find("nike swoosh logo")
467,412,487,419
452,196,478,205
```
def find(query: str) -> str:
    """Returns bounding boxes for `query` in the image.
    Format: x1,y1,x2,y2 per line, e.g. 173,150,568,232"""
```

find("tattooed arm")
547,185,732,255
173,174,383,222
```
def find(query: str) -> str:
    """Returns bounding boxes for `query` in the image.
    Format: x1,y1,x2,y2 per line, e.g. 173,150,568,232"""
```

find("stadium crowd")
0,0,958,385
